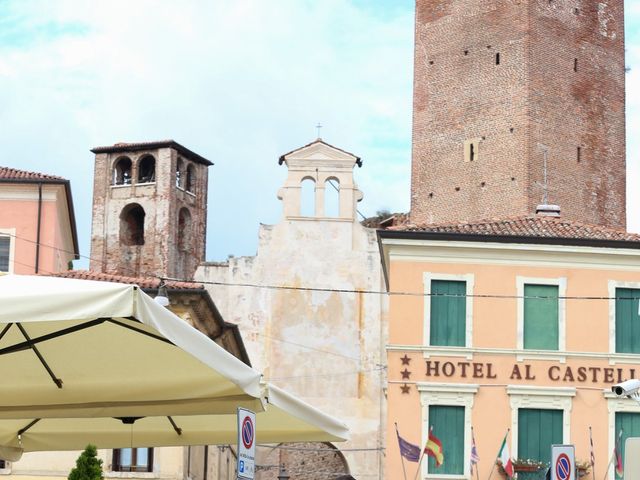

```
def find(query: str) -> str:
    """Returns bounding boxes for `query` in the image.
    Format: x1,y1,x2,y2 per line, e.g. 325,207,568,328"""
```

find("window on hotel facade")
430,280,466,346
615,288,640,353
523,284,559,350
615,413,640,480
518,408,562,464
428,405,464,475
112,448,153,472
0,235,10,273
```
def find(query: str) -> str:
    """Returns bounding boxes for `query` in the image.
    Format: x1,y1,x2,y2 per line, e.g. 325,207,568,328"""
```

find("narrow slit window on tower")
574,58,578,72
464,139,480,163
577,146,582,163
495,53,500,65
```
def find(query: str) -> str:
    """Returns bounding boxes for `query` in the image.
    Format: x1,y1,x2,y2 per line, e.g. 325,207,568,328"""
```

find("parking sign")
551,445,575,480
237,408,256,480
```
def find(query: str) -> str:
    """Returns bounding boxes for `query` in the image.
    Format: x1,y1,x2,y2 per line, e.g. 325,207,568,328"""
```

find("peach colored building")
0,167,78,275
380,214,640,480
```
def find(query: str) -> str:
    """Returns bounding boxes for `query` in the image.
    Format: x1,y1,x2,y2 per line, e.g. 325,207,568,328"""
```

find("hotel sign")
424,360,639,384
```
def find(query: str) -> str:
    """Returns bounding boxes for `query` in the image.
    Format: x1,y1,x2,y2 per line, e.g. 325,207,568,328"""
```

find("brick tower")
89,141,211,280
410,0,626,228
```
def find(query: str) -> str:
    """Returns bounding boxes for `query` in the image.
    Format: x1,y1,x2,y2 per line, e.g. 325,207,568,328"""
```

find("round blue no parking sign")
555,453,572,480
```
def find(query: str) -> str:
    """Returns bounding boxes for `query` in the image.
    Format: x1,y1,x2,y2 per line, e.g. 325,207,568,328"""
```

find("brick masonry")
410,0,626,228
89,145,209,280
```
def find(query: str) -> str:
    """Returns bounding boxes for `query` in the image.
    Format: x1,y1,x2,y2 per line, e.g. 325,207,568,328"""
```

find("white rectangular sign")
551,444,575,480
237,408,256,480
625,437,640,480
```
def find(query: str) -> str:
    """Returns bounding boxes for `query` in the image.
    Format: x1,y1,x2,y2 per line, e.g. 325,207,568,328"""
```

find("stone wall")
195,140,387,479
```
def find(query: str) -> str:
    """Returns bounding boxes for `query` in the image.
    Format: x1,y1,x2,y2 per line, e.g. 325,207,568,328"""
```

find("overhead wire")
6,231,640,301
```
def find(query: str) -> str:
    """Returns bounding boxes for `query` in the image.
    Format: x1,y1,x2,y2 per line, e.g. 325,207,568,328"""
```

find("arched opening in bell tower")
119,204,146,246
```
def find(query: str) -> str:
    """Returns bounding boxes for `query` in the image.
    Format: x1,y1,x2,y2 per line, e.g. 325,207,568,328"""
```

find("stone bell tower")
89,140,211,280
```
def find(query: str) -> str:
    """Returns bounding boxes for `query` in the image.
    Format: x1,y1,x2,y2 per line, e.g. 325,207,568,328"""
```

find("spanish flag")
424,428,444,467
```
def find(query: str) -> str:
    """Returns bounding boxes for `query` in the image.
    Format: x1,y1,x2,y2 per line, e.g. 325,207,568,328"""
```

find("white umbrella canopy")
0,384,349,454
0,275,349,459
0,275,264,418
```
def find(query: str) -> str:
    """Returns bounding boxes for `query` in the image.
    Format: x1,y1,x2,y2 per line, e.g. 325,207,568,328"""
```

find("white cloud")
0,0,414,265
1,0,639,269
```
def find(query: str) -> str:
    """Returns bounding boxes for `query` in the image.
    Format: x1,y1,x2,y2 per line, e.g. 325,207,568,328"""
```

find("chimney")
536,204,561,217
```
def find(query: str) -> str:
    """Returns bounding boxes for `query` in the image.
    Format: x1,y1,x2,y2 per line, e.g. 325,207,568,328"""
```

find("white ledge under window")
105,472,158,479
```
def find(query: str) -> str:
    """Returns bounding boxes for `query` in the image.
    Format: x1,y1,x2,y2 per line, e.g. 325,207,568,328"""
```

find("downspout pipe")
35,182,42,274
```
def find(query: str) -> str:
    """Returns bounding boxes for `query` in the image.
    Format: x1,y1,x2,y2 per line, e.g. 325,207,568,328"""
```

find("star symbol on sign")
400,355,411,365
400,383,411,394
401,369,411,380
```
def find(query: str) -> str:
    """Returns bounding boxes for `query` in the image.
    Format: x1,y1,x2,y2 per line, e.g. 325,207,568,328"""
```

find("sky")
0,0,638,268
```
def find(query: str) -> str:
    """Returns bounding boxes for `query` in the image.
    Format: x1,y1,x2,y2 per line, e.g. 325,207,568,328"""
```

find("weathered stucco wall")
196,140,388,479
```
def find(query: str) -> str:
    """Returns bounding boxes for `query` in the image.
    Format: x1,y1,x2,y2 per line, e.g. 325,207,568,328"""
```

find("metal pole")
395,423,409,480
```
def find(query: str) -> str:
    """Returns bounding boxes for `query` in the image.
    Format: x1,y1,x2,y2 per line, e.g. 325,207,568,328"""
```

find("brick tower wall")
89,146,208,280
410,0,626,228
526,0,626,227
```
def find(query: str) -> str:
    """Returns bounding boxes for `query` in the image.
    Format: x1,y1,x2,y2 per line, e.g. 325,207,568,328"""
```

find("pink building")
0,167,78,275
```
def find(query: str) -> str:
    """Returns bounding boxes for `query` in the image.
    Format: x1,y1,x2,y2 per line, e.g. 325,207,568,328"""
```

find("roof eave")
0,178,80,259
91,141,213,167
377,229,640,250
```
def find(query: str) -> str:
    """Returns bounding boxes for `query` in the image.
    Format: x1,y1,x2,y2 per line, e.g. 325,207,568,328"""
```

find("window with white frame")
424,273,474,348
604,390,640,480
517,276,566,351
112,448,153,473
418,383,478,478
609,281,640,354
508,386,574,462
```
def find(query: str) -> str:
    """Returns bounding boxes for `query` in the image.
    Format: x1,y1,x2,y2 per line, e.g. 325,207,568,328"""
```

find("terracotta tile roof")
389,215,640,243
0,166,66,181
278,139,362,167
90,140,213,166
48,270,203,290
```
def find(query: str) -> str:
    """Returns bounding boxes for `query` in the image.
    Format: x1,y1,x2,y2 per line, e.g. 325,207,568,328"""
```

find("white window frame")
608,280,640,355
516,276,567,351
0,228,16,275
418,382,478,479
507,385,575,459
423,273,474,348
604,390,640,480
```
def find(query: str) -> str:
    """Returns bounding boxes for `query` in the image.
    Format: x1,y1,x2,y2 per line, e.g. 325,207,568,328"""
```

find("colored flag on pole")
470,428,480,474
425,428,444,467
497,432,514,478
395,427,421,463
589,426,595,468
615,430,624,477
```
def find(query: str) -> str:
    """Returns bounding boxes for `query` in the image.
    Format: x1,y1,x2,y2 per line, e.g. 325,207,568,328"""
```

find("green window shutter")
524,284,559,350
430,280,466,346
518,409,563,464
428,405,464,475
615,288,640,353
615,412,640,480
0,236,9,272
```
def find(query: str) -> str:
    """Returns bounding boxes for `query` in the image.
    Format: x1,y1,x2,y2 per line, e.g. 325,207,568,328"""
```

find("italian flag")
498,433,514,478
